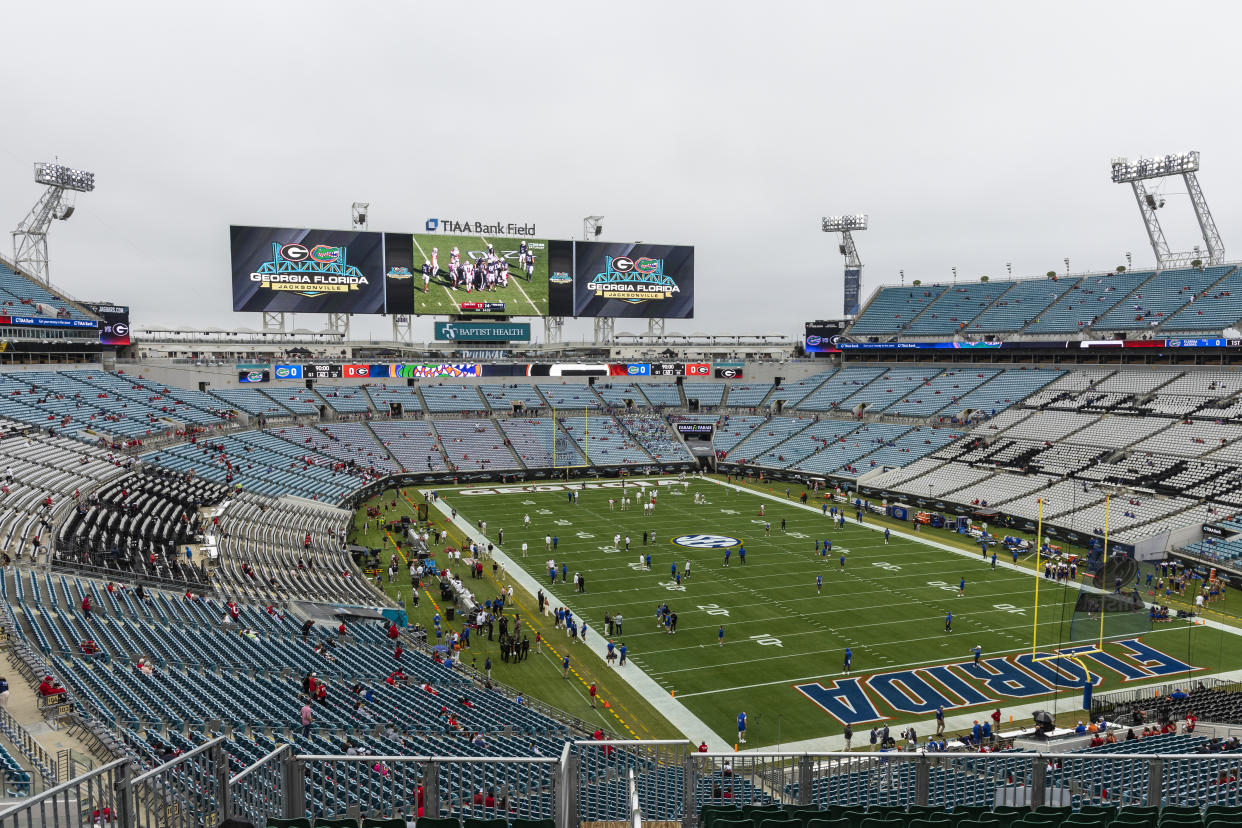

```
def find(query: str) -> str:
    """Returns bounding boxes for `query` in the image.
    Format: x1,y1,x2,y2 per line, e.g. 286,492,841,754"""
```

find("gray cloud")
1,0,1238,341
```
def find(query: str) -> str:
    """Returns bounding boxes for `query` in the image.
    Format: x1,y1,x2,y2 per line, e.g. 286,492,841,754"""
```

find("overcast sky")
3,1,1240,343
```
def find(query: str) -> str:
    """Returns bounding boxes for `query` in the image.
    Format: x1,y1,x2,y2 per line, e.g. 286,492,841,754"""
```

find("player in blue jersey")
972,644,982,665
945,611,953,632
817,574,823,594
737,711,747,744
958,577,966,597
723,548,731,567
843,647,852,674
884,527,890,544
718,625,725,647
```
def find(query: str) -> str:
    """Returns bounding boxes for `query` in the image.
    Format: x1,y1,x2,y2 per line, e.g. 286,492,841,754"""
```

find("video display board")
409,232,550,317
549,242,694,318
230,226,692,319
805,321,848,354
85,303,131,346
230,226,405,314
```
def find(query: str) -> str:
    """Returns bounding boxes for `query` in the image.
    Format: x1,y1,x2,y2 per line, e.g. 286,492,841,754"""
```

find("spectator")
38,675,65,697
300,702,313,737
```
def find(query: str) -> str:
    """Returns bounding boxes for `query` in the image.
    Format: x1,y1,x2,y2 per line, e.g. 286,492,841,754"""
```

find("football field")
439,476,1242,746
411,232,549,316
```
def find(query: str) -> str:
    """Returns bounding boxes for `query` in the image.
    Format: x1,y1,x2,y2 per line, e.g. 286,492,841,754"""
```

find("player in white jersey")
450,246,460,269
525,249,536,280
431,247,439,273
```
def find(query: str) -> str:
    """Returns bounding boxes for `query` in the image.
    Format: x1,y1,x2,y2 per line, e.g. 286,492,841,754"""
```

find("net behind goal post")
1030,495,1150,671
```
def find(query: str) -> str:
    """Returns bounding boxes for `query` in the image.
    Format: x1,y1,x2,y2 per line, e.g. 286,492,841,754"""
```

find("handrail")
0,703,57,787
130,734,226,786
296,753,559,763
0,756,127,817
628,767,642,828
229,742,291,785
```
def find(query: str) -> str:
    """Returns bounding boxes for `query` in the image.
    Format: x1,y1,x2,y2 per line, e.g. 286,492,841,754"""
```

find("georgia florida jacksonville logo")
250,242,370,298
587,255,679,305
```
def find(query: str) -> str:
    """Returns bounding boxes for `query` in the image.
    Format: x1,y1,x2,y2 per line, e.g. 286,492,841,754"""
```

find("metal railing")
227,743,292,825
5,741,1242,826
290,753,562,822
129,734,228,828
627,768,642,828
575,739,694,825
0,757,128,828
0,704,56,791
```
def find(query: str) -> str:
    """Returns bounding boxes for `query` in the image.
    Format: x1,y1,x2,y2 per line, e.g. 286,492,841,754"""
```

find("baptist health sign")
434,322,532,342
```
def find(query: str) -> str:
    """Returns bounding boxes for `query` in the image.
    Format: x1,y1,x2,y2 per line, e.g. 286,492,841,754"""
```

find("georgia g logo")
673,534,741,549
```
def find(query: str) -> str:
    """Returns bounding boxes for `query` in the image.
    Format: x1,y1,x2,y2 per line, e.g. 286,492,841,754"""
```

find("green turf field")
411,232,549,316
431,476,1242,747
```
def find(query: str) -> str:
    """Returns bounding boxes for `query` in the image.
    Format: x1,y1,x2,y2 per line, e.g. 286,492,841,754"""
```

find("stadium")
4,5,1242,827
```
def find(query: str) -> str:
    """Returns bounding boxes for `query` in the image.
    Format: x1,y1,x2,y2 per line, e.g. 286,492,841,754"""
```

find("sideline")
426,492,730,751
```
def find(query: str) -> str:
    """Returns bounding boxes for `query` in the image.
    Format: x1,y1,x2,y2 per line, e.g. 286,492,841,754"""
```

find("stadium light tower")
822,214,867,317
11,162,95,286
1111,151,1224,270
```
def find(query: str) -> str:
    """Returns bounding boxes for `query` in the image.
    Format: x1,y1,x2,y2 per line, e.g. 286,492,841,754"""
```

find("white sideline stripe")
479,235,540,315
428,493,730,751
706,477,1242,752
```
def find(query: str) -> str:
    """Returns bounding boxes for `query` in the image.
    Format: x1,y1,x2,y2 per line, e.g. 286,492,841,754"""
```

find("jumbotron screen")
549,241,694,318
230,226,693,318
230,226,413,315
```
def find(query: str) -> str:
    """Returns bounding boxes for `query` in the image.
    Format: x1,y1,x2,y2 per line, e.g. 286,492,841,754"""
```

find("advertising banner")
434,321,532,342
273,364,303,380
844,268,861,316
550,242,694,318
382,233,415,317
230,226,388,314
0,316,98,329
676,422,715,435
238,369,269,383
715,366,743,379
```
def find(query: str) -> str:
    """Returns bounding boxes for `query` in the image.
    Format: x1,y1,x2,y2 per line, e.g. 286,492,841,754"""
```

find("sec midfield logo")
673,534,741,549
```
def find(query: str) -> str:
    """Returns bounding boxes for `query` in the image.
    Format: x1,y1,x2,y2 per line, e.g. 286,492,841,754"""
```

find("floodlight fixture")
822,214,868,232
352,202,369,230
1110,152,1199,184
34,162,95,192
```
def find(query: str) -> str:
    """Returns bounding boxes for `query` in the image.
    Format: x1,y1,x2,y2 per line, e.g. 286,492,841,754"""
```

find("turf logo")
672,534,740,549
